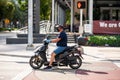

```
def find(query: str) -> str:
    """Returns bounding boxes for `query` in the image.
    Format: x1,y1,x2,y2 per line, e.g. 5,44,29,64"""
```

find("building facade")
74,0,120,34
53,0,120,34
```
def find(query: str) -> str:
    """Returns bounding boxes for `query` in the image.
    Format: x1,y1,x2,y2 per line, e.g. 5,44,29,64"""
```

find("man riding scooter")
44,25,67,70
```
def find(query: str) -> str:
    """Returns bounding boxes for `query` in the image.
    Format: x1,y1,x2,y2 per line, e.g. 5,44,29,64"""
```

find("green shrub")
88,35,120,47
0,28,15,31
0,28,6,31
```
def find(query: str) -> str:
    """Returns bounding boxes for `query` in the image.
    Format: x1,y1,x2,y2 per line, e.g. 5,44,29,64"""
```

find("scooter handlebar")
43,39,51,44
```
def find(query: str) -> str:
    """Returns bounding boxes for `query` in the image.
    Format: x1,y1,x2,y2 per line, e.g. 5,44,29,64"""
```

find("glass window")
101,7,120,21
117,9,120,20
102,9,110,20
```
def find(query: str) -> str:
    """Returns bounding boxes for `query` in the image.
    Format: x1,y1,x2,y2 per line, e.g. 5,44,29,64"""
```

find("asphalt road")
0,31,32,80
0,31,120,80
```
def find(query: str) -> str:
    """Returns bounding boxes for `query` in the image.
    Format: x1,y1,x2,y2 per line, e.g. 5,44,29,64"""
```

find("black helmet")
55,24,64,32
55,24,64,29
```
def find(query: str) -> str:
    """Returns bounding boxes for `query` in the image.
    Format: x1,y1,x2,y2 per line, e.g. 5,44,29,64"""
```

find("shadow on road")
35,68,108,75
75,69,108,75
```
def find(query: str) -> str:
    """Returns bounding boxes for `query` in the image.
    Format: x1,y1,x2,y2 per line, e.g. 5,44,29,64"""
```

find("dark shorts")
54,46,66,54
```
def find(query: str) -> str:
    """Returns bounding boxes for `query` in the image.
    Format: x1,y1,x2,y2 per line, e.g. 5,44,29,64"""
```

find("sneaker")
44,66,52,70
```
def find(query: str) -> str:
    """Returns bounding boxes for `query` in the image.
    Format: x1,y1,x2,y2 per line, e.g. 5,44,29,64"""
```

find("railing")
16,20,52,34
39,20,51,34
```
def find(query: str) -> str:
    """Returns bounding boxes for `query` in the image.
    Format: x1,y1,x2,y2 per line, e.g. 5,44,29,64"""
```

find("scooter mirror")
46,35,51,40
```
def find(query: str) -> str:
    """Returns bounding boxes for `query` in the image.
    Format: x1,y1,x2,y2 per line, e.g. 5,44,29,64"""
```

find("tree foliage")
0,0,69,28
11,0,28,27
65,9,70,24
40,0,52,20
0,0,15,21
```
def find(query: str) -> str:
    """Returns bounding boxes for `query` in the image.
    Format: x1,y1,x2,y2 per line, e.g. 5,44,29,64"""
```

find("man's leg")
49,47,66,66
49,52,56,66
44,47,66,69
43,52,56,70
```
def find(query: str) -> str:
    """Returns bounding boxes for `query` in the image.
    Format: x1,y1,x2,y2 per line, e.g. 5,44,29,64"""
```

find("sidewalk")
23,46,120,80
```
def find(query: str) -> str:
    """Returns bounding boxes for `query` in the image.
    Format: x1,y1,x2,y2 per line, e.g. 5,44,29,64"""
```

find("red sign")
93,21,120,34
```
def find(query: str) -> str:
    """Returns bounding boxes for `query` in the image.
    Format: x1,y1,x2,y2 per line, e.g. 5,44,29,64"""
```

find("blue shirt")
57,31,67,47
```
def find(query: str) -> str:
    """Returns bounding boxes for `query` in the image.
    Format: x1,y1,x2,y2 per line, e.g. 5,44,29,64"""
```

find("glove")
45,40,51,43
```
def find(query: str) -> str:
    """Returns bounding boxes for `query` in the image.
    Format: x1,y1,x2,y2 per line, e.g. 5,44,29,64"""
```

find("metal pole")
33,0,40,33
65,0,71,9
71,0,73,32
59,7,61,25
55,2,57,24
27,0,34,50
52,0,55,33
58,5,60,24
89,0,93,34
79,9,83,37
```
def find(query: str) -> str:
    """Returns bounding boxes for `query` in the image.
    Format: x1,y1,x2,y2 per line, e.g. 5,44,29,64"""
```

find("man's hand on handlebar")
45,40,51,43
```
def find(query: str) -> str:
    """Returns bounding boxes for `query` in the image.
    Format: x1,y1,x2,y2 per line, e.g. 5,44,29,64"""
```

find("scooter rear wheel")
29,56,43,69
69,56,82,69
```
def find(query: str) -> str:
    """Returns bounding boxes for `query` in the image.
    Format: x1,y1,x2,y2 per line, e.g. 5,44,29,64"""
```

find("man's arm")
51,38,61,43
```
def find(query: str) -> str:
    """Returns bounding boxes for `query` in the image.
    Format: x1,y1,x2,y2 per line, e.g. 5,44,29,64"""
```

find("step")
6,33,79,44
6,37,45,44
17,34,46,38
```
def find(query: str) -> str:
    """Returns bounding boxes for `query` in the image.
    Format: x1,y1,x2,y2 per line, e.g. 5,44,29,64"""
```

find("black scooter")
29,37,83,69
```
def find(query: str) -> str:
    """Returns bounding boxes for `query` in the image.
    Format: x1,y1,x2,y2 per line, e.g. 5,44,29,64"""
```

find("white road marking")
11,68,33,80
113,62,120,68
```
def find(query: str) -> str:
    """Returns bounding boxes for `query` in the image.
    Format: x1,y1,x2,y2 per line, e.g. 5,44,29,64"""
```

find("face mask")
57,28,59,32
57,28,60,32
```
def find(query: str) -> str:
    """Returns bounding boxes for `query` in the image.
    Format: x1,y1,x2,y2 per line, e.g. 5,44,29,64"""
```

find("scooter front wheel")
29,55,43,69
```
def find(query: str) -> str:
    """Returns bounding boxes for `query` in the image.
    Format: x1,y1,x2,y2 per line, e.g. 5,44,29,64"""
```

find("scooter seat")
64,46,75,51
58,45,75,54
